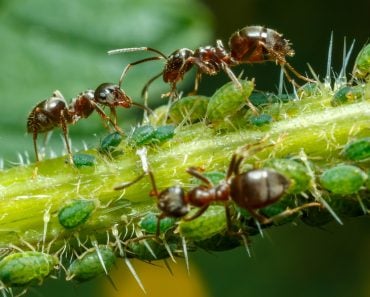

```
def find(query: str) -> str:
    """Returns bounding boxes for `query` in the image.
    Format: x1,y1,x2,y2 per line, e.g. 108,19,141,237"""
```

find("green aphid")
353,43,370,80
206,79,254,122
66,246,116,281
249,113,273,127
264,158,311,194
0,252,58,287
58,199,96,229
130,125,156,146
72,153,96,168
139,212,176,234
320,164,367,195
169,95,209,123
151,125,175,143
178,205,227,241
127,238,175,261
195,232,240,252
331,86,363,106
99,132,123,153
297,82,322,98
342,137,370,162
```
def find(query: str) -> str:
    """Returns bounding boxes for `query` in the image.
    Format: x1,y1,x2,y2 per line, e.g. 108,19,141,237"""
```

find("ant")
114,144,321,237
108,25,314,111
27,83,150,162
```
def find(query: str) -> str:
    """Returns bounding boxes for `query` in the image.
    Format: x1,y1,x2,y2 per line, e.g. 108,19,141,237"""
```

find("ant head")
94,83,132,108
69,90,95,120
163,48,194,83
270,31,295,58
157,186,190,217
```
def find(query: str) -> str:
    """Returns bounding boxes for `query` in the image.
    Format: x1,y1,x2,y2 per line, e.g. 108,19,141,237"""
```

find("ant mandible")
114,144,321,237
108,25,314,110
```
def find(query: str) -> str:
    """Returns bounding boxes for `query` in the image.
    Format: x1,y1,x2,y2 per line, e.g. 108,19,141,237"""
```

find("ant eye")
94,83,116,103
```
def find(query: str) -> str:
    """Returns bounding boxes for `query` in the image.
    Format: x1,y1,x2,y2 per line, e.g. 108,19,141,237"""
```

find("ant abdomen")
230,168,290,209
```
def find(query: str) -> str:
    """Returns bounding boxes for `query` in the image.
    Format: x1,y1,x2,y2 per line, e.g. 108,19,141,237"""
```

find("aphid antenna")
292,81,299,101
298,149,343,225
335,38,356,90
181,236,190,275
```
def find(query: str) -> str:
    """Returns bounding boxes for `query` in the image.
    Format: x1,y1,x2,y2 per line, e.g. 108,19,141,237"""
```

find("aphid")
58,199,97,229
178,205,227,241
27,90,117,162
115,143,319,236
352,43,370,80
66,246,116,281
99,132,123,154
249,113,273,127
126,238,176,262
139,212,176,235
168,95,209,124
108,26,313,103
342,137,370,162
0,251,58,287
320,164,367,195
264,158,312,194
331,85,363,106
129,124,175,147
72,153,96,168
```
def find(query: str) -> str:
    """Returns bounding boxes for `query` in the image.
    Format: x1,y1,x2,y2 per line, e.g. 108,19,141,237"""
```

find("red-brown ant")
108,25,314,109
27,83,150,162
114,145,320,237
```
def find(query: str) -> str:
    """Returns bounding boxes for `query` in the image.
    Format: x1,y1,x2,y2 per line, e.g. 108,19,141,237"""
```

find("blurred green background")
0,0,370,296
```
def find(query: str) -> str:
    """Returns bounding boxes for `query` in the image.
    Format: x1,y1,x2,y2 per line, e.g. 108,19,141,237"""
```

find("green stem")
0,81,369,252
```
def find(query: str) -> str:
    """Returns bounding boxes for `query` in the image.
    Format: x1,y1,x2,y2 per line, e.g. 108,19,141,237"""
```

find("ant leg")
182,204,210,221
114,172,147,190
222,63,259,114
247,202,322,225
284,62,316,83
118,56,164,88
188,70,202,96
186,167,213,186
141,72,163,103
32,130,40,162
260,202,322,225
91,102,123,134
59,112,72,163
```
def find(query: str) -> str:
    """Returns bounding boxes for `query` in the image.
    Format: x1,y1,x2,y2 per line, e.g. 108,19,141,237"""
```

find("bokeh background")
0,0,370,296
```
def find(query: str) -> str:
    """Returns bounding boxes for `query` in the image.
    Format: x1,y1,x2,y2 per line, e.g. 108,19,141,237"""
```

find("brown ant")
108,25,314,110
114,144,321,237
27,83,150,162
